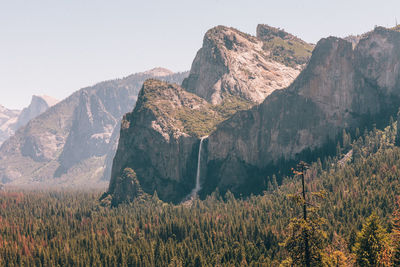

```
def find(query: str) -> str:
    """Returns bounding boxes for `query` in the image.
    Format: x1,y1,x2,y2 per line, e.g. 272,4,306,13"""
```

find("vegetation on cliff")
136,79,253,138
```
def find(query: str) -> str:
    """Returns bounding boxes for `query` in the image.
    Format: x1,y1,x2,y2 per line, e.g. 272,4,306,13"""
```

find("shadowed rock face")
109,168,143,206
108,80,215,203
204,27,400,196
0,69,188,187
182,25,312,105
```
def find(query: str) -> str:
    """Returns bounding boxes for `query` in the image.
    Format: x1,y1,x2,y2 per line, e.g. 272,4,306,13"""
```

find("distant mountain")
0,68,188,187
0,105,20,145
0,95,59,146
106,24,314,204
14,95,59,130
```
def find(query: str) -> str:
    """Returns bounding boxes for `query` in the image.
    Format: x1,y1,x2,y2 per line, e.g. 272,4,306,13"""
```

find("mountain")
0,105,20,145
107,26,400,204
106,25,313,204
14,95,59,130
108,79,215,203
0,95,59,146
0,68,188,187
182,25,313,104
203,26,400,196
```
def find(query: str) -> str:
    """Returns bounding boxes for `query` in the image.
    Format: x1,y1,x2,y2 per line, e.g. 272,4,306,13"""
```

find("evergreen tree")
392,197,400,266
282,162,328,266
353,213,389,267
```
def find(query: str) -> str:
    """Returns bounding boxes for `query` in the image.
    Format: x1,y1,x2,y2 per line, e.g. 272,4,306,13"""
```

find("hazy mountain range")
0,95,59,146
0,68,188,187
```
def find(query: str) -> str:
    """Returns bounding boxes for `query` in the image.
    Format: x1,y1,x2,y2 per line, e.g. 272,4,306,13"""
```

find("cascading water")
189,136,208,199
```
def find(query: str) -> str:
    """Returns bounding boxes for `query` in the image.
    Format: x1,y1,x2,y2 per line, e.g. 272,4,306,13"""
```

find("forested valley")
1,120,400,266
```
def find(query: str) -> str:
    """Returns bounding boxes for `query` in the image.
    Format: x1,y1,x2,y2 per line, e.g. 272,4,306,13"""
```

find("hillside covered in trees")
0,119,399,266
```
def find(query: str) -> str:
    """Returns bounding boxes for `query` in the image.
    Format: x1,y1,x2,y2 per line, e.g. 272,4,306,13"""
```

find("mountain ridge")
0,95,59,146
202,26,400,196
0,68,188,187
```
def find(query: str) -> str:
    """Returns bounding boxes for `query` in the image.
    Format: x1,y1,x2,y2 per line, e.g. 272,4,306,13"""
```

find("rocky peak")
142,67,174,77
108,79,211,202
0,95,58,147
15,95,59,130
182,25,312,105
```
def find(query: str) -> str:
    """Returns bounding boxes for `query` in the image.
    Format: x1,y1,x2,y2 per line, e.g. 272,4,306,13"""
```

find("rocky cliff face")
0,69,188,186
107,25,313,204
108,26,400,204
108,79,222,203
182,25,313,104
203,26,400,196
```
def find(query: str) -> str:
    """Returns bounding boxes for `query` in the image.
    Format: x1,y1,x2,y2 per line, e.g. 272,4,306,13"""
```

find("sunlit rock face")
182,25,313,104
205,27,400,196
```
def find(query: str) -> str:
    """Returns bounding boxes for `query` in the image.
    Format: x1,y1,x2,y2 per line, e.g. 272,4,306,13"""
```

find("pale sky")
1,0,399,109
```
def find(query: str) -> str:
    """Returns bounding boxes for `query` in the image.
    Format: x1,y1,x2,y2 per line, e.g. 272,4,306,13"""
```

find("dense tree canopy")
0,119,399,266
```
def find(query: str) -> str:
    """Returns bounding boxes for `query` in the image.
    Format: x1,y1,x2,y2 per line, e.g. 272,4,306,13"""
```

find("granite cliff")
203,26,400,196
108,26,400,204
107,25,313,204
182,25,313,104
108,80,218,202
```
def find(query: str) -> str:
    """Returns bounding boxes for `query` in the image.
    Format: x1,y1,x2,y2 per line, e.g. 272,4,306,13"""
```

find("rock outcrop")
109,168,144,206
108,79,221,203
0,69,188,186
182,25,313,104
203,26,400,196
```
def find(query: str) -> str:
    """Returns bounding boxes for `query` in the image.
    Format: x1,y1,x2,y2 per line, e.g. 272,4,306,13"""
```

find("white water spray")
190,136,208,198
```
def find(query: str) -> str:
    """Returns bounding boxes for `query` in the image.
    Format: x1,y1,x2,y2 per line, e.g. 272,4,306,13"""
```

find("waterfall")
190,136,208,198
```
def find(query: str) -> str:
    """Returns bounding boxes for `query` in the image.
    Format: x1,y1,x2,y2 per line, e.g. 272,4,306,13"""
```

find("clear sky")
1,0,399,109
